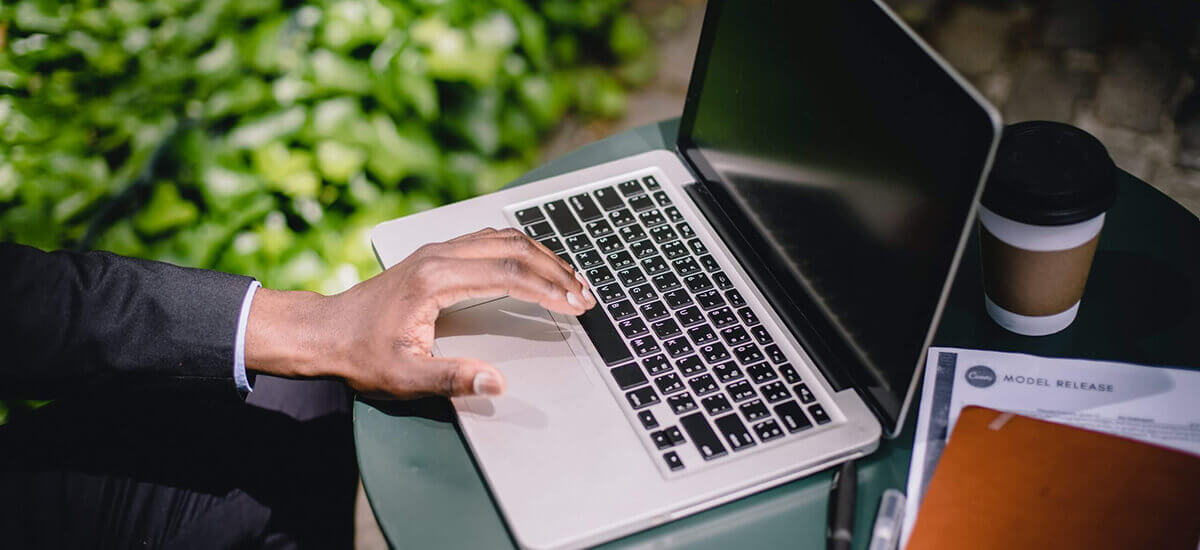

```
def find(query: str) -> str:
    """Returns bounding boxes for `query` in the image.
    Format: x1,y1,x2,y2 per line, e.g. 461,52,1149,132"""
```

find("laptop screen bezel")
674,0,1002,437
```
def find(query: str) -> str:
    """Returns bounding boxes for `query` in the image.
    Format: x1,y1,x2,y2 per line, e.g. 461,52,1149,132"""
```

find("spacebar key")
576,307,633,365
680,413,728,461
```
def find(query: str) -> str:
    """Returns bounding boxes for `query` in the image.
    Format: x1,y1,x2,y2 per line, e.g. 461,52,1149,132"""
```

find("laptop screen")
677,0,998,433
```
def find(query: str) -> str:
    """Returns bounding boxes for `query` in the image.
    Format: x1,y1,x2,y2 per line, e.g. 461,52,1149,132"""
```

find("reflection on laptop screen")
678,0,997,429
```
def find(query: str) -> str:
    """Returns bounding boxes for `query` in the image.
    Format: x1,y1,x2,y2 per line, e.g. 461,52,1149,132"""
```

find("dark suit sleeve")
0,243,255,399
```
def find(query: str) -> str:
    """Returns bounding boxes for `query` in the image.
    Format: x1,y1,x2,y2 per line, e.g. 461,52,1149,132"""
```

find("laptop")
370,1,1001,548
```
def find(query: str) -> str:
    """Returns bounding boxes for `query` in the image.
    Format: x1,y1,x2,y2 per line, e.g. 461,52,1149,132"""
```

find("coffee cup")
978,121,1117,336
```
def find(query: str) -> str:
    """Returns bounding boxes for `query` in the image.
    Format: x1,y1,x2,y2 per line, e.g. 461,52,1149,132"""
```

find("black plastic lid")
982,121,1117,226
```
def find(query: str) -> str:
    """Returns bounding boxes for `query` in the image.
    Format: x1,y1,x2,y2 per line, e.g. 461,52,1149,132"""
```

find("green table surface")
355,119,1200,549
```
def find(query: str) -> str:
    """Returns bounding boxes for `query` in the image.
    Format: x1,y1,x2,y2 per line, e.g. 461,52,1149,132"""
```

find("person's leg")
0,376,356,549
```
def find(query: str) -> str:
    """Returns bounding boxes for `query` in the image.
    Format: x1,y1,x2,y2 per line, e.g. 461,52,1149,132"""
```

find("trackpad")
435,298,594,419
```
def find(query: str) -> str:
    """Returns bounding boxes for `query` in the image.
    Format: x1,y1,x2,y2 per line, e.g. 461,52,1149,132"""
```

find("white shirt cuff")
234,280,261,395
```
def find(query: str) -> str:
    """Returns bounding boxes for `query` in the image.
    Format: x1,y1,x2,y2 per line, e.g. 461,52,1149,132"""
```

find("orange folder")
907,406,1200,550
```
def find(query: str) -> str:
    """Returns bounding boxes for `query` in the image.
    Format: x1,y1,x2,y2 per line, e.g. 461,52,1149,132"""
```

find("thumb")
416,356,507,397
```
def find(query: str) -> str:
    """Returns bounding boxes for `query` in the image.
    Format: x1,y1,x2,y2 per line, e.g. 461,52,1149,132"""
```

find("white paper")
901,347,1200,548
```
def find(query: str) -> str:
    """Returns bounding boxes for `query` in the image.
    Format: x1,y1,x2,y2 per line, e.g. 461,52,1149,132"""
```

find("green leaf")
134,183,200,236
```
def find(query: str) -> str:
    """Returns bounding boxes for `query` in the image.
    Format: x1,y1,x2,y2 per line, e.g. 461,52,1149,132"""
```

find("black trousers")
0,376,357,549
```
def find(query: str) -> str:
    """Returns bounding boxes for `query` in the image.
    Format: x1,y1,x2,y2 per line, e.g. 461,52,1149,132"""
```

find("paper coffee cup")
979,121,1117,336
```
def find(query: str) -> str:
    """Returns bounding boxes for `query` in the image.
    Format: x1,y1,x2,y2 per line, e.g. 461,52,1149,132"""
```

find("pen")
827,459,857,550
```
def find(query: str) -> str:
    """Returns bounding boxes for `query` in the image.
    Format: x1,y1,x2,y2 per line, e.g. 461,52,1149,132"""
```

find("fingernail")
472,372,503,396
567,291,582,308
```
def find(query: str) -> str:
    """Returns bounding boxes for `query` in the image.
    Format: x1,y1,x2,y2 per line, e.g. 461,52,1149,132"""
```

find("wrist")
245,288,337,379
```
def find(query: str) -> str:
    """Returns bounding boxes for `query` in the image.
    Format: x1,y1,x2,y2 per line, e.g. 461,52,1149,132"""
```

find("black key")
687,324,718,345
596,235,623,254
672,257,701,276
515,206,544,225
608,208,636,227
727,380,756,402
663,336,693,358
586,219,614,238
713,361,744,383
708,307,737,328
761,381,790,403
596,283,626,303
696,290,725,310
607,251,635,270
654,373,684,395
699,255,720,272
665,426,685,445
714,413,756,451
628,194,655,212
664,205,683,222
733,343,764,365
577,306,632,365
651,318,682,339
576,250,604,269
617,267,646,287
687,238,708,256
558,253,573,267
721,326,750,346
638,410,658,429
699,342,731,364
619,224,647,244
809,404,831,424
539,237,564,253
640,301,669,321
740,399,771,421
688,373,719,396
794,383,816,404
607,300,637,320
628,283,657,305
651,273,682,292
544,200,582,236
610,363,648,389
713,271,733,289
593,186,624,211
660,241,688,260
628,239,655,257
751,325,773,345
524,221,554,239
568,193,603,222
638,210,667,228
725,289,746,308
753,419,785,442
746,363,778,383
625,386,659,409
701,394,733,415
650,429,673,450
738,308,760,326
631,336,660,357
675,306,704,327
662,451,684,471
652,190,672,206
774,401,813,432
586,266,614,286
679,413,728,463
649,225,678,244
663,289,693,309
618,318,649,339
618,179,644,197
667,393,698,415
642,354,672,375
684,273,713,293
779,363,802,384
642,175,661,190
565,234,592,253
641,256,669,275
676,222,695,240
765,344,786,365
675,355,705,376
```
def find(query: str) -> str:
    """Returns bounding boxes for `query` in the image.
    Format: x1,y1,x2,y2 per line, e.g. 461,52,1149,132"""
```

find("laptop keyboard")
512,174,832,474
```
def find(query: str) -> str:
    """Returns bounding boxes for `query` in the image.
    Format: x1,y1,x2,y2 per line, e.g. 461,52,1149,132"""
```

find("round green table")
354,119,1200,549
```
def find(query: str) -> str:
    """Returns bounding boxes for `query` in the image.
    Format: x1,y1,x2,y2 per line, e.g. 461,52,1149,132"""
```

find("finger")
410,356,507,397
433,232,593,306
423,257,589,315
466,227,575,276
447,227,500,243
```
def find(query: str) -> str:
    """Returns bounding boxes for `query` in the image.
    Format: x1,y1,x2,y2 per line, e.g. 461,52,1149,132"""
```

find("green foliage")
0,0,653,296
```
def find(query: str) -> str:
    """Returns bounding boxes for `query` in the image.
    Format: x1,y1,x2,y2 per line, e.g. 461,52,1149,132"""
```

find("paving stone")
1178,103,1200,170
1075,110,1172,182
1004,51,1090,123
1041,0,1112,50
1095,43,1177,133
930,4,1014,76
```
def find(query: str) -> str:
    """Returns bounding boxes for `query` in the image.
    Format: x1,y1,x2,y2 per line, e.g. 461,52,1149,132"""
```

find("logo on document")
965,365,997,388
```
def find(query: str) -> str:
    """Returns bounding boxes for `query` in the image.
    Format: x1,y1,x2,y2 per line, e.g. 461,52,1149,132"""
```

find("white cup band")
985,295,1080,336
978,206,1104,252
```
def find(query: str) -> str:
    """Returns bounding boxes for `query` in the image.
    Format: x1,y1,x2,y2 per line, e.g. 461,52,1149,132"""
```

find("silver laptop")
371,1,1001,548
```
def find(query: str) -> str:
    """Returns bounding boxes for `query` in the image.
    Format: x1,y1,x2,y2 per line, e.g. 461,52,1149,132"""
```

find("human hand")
245,228,596,399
